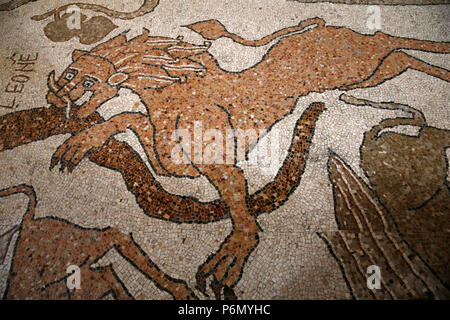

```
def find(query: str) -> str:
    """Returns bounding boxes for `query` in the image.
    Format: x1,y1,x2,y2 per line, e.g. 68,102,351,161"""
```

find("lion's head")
47,29,210,119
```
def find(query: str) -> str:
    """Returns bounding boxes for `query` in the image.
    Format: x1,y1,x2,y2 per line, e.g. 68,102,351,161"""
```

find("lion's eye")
83,80,95,88
65,72,75,81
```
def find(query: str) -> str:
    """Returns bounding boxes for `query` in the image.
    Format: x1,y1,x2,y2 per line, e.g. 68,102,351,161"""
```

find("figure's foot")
196,229,259,300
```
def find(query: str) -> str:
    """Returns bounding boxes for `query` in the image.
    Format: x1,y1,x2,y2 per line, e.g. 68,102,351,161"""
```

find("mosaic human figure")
0,184,197,300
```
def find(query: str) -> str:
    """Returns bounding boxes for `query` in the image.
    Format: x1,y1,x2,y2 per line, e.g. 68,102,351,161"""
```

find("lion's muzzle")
47,71,77,119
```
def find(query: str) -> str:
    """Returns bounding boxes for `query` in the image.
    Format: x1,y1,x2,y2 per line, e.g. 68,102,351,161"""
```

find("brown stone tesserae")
321,94,450,299
1,184,196,299
0,11,449,300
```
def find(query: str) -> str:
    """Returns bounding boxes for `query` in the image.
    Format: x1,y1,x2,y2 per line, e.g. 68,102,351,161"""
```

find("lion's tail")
0,184,36,226
31,0,159,21
0,184,36,264
185,17,324,47
339,93,427,142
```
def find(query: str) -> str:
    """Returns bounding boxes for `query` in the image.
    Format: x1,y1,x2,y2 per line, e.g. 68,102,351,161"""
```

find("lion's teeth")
74,91,93,107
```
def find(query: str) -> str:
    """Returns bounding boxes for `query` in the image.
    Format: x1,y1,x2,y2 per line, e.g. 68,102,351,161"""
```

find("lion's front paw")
50,129,107,173
196,230,259,300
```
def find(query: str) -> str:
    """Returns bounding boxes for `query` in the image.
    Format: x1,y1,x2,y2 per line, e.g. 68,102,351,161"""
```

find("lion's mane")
89,29,210,90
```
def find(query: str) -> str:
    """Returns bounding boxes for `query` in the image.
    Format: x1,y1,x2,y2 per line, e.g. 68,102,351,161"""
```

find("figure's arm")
0,106,104,153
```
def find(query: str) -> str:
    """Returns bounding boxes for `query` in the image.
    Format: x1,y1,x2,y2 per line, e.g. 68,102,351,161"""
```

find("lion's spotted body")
46,20,450,177
43,18,450,298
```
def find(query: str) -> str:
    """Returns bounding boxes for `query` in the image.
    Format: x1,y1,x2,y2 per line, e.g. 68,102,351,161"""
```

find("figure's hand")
196,229,259,300
50,127,109,173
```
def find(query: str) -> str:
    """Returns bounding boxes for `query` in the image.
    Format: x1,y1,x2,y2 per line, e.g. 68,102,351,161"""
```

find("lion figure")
46,17,450,299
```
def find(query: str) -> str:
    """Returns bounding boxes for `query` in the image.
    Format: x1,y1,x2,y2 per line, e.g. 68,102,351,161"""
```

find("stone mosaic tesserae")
0,0,449,300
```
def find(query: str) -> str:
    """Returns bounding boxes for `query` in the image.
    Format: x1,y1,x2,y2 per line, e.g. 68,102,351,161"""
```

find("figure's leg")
95,267,133,300
69,265,133,300
103,229,198,300
0,106,103,152
341,51,450,90
195,164,260,300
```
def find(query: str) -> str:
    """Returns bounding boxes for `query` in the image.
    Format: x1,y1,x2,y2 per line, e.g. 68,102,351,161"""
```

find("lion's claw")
223,285,237,300
210,279,236,300
195,271,208,297
50,132,99,173
196,230,258,300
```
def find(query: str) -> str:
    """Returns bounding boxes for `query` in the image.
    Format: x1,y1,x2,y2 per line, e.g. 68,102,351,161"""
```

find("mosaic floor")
0,0,449,300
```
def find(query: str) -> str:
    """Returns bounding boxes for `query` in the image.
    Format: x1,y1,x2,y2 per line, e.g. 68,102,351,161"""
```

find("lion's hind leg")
340,51,450,90
195,165,260,300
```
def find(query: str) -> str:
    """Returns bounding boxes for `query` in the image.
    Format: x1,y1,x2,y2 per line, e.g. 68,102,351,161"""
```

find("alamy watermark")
171,122,281,176
66,5,82,30
66,265,81,290
366,6,382,31
367,265,381,290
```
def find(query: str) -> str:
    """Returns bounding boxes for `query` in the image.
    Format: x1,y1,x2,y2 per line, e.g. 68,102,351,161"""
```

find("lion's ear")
107,72,129,86
72,49,88,61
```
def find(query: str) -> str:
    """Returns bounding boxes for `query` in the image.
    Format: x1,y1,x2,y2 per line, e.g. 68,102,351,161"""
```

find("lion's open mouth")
74,90,94,107
48,71,72,118
47,71,94,118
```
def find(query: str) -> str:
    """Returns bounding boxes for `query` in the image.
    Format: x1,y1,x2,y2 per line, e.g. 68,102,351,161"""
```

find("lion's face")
47,51,128,119
46,32,209,118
